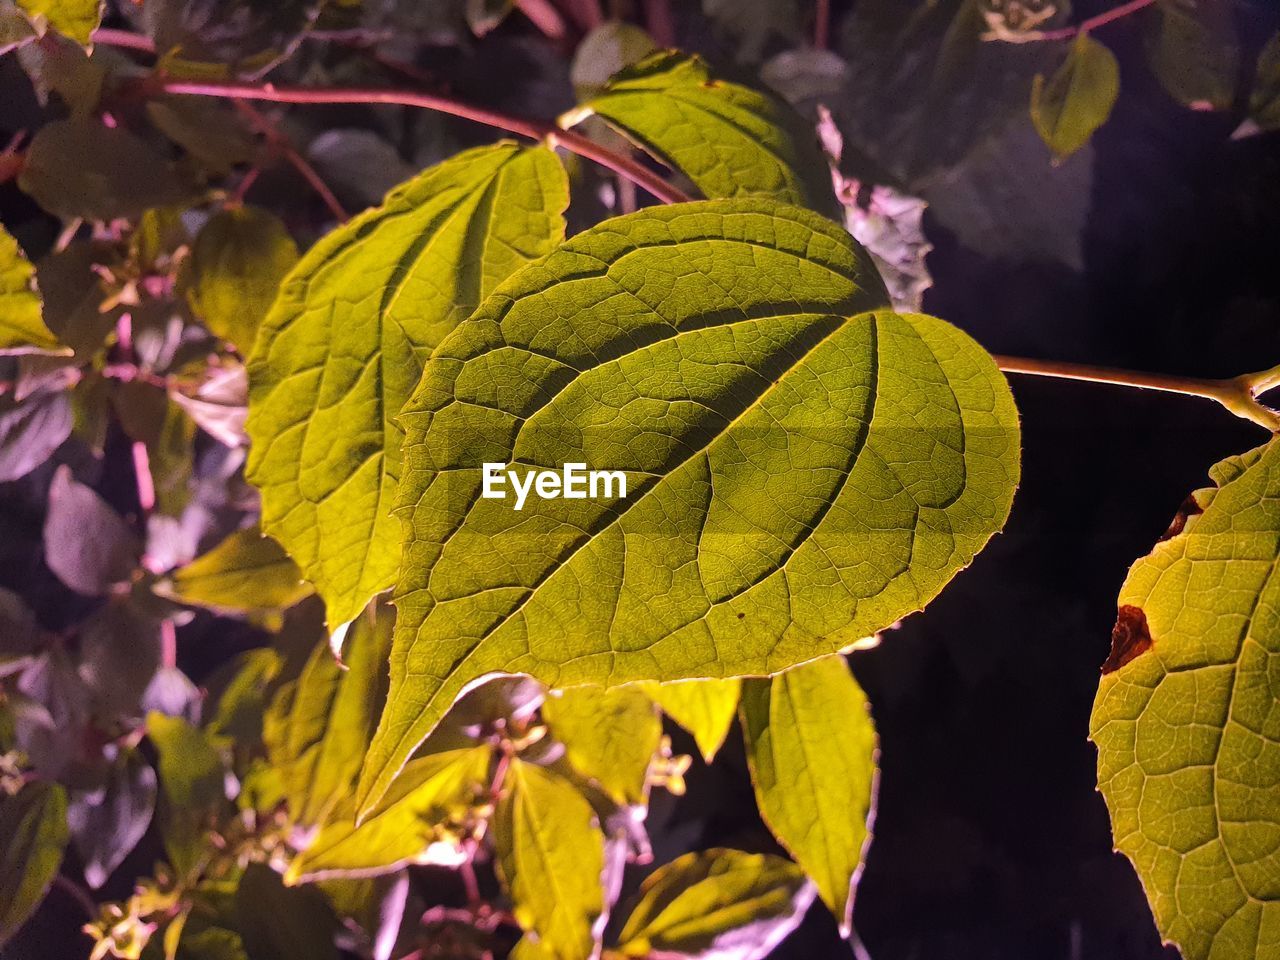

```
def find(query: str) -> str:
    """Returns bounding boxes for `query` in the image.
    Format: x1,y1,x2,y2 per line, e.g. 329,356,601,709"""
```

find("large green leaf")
494,759,605,960
1090,439,1280,960
543,685,662,805
614,848,812,959
246,142,568,628
359,198,1019,813
639,678,740,762
573,51,839,217
0,781,68,948
740,655,877,934
0,224,65,356
1030,33,1119,160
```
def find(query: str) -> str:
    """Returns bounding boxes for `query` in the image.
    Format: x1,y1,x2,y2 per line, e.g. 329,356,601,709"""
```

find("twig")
644,0,676,47
515,0,570,40
995,355,1280,431
232,100,349,221
814,0,831,50
91,27,156,51
53,874,99,918
988,0,1157,43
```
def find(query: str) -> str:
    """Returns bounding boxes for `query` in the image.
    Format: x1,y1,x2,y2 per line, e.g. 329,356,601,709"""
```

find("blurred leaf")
246,142,568,628
1091,439,1280,960
465,0,512,36
67,746,156,888
0,388,72,482
34,240,121,357
18,118,188,221
147,98,258,176
13,649,88,778
1031,33,1119,160
235,863,339,960
543,685,661,805
265,601,392,830
740,656,876,934
314,872,408,958
287,746,490,883
170,358,248,448
43,465,141,595
0,4,38,54
614,848,812,960
1147,0,1239,110
0,223,65,356
16,30,103,114
0,586,39,674
304,129,415,211
174,927,248,960
640,679,740,763
570,22,655,100
131,207,192,272
204,647,283,748
148,711,227,875
159,524,310,622
760,49,848,114
702,0,801,64
495,759,605,960
140,0,318,77
578,51,838,217
185,208,299,354
77,600,162,719
15,0,101,46
0,781,68,949
1247,32,1280,131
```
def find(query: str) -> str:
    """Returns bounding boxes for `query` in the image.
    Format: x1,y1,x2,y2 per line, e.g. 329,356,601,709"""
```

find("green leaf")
543,685,662,805
1030,33,1119,160
1248,32,1280,132
574,52,839,217
639,678,740,762
147,98,257,176
158,524,312,622
0,224,65,356
186,208,299,354
0,781,68,949
246,142,568,628
287,746,491,883
148,711,227,876
359,198,1019,814
614,848,812,959
15,0,101,46
235,863,339,960
569,22,656,100
266,602,394,830
494,759,605,960
740,655,876,934
1090,439,1280,960
1147,0,1239,110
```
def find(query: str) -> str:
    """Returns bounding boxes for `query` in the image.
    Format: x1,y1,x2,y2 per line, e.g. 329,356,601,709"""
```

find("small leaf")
67,747,156,888
1030,33,1119,160
147,97,257,176
236,863,340,960
148,711,227,875
1147,0,1239,110
0,388,72,482
1247,32,1280,132
185,208,299,354
0,223,65,356
16,30,104,115
0,781,69,949
495,759,605,960
15,0,102,46
543,685,662,805
576,52,839,216
246,142,568,628
0,586,39,673
740,655,877,935
1090,439,1280,960
360,198,1020,814
640,678,740,763
287,746,491,883
158,524,312,622
43,465,141,595
77,600,162,718
170,359,248,448
570,22,656,100
614,848,812,960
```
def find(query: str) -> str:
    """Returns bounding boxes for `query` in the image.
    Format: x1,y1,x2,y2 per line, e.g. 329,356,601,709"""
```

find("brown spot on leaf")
1158,495,1204,542
1102,606,1153,674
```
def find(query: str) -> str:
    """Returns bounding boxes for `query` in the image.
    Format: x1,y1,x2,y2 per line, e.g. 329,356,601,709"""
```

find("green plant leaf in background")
148,711,227,876
1147,0,1240,111
246,142,568,629
0,781,68,948
15,0,101,46
638,678,740,762
543,685,662,806
495,759,606,960
360,198,1019,813
1030,33,1120,160
186,207,300,355
1090,439,1280,960
613,848,813,959
740,655,877,935
572,52,839,217
0,223,65,355
1247,32,1280,133
236,863,339,960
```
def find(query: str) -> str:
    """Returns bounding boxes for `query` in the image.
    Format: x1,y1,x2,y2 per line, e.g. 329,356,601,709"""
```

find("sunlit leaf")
639,678,740,763
360,198,1019,813
740,655,876,934
543,685,661,805
15,0,102,46
0,223,65,356
1030,33,1119,160
246,142,568,628
0,781,68,949
1090,439,1280,960
158,524,312,622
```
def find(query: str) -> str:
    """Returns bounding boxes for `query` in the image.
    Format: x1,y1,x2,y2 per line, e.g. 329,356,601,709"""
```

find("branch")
995,354,1280,431
232,100,350,221
986,0,1156,43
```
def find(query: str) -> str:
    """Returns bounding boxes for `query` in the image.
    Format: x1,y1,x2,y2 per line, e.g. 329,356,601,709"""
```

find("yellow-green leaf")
186,207,299,355
359,198,1019,814
639,678,740,762
614,848,811,959
1030,33,1120,160
574,51,838,217
0,781,68,948
0,224,65,356
740,655,876,935
1090,439,1280,960
246,142,568,628
543,685,662,805
148,711,227,875
494,759,605,960
15,0,101,46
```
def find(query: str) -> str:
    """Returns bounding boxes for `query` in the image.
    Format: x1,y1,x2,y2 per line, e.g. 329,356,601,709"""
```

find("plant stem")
992,0,1157,42
814,0,831,50
995,354,1280,430
232,100,350,221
